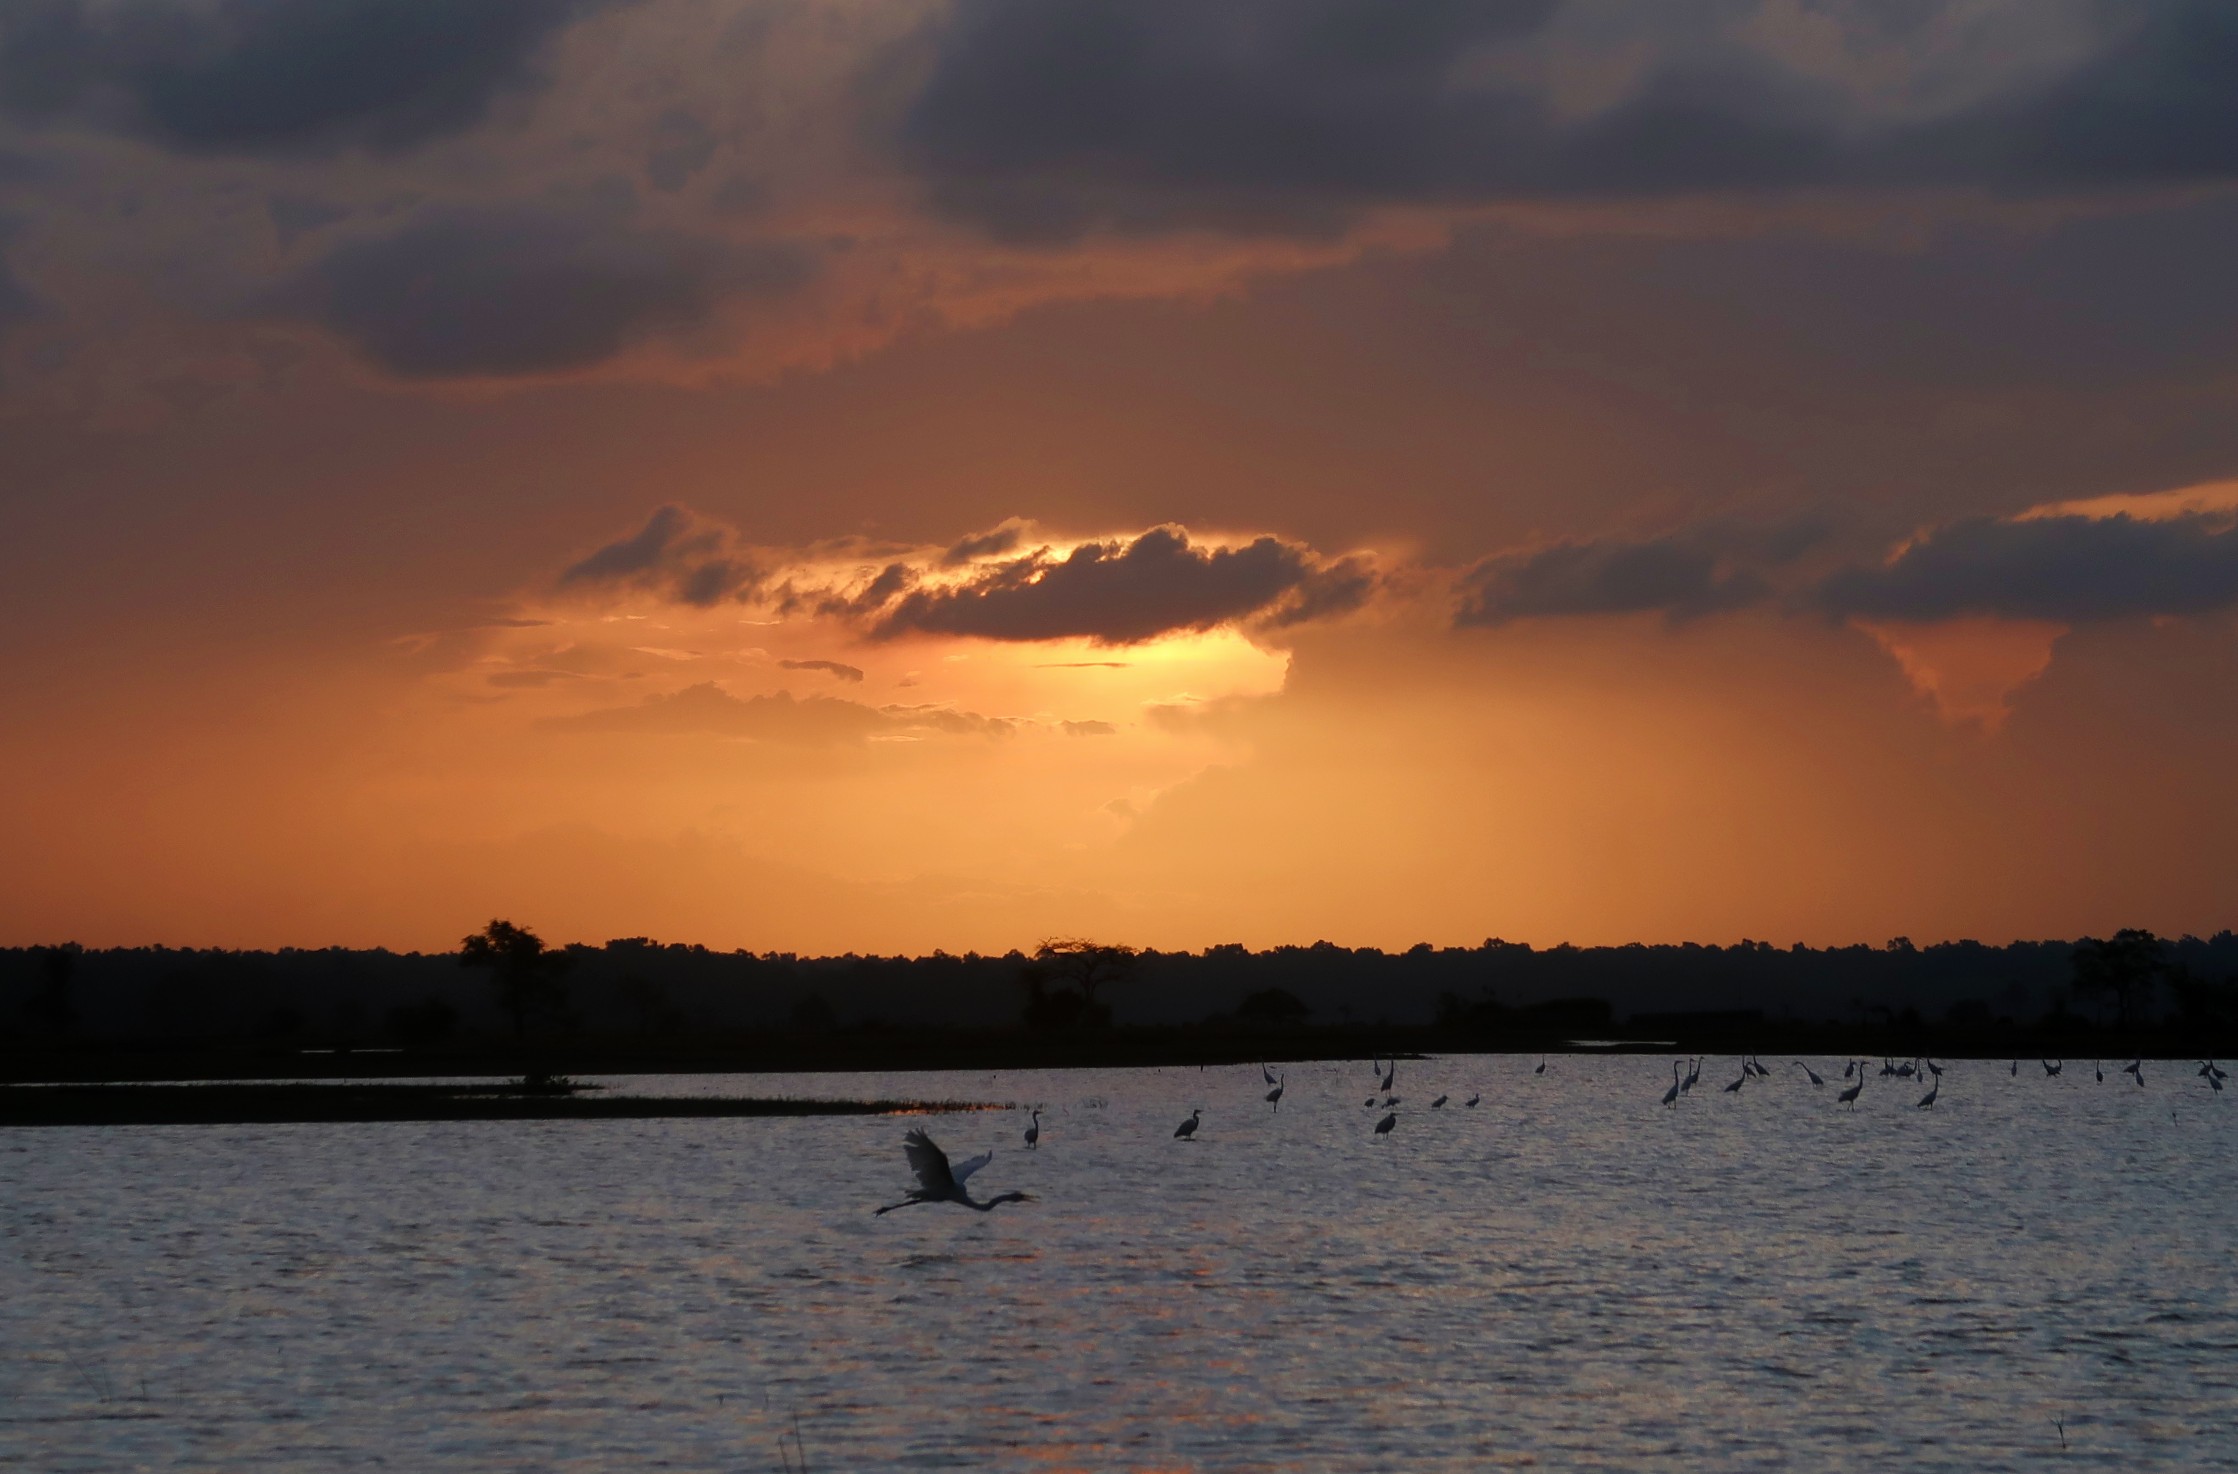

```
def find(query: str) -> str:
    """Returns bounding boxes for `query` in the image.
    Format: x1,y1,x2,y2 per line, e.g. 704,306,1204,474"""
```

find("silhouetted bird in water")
1535,1058,1547,1075
1795,1061,1825,1086
2011,1059,2019,1077
1838,1067,1866,1112
1681,1057,1701,1093
1924,1059,1943,1078
1917,1077,1940,1108
2124,1058,2145,1087
1174,1109,1201,1140
1662,1061,1683,1109
875,1129,1032,1216
1723,1067,1747,1094
1263,1062,1278,1086
1431,1094,1448,1108
2096,1060,2105,1083
2042,1059,2063,1077
1265,1075,1285,1111
1023,1108,1040,1149
1382,1061,1398,1093
1465,1092,1480,1108
1374,1112,1397,1135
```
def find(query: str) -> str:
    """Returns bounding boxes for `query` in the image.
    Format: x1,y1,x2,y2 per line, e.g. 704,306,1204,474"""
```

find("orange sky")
4,1,2238,953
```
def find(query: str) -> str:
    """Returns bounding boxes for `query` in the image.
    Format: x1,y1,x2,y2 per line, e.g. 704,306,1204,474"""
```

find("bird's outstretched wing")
901,1128,958,1195
950,1149,993,1185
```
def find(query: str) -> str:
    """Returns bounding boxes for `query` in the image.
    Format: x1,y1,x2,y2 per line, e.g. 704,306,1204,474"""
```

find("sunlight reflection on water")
3,1057,2235,1471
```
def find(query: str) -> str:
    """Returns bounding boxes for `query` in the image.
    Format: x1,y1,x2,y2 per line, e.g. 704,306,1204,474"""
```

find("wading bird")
1382,1061,1398,1092
1535,1058,1547,1075
1724,1065,1747,1094
1795,1061,1825,1087
1682,1058,1702,1093
1838,1068,1866,1112
2043,1059,2063,1077
1431,1094,1448,1108
2125,1058,2145,1087
1465,1092,1481,1108
1917,1077,1939,1108
2095,1060,2104,1083
1663,1061,1683,1109
1925,1059,1943,1078
1023,1108,1040,1149
874,1129,1032,1216
1263,1062,1278,1086
1265,1075,1285,1111
1374,1112,1397,1135
1174,1109,1201,1140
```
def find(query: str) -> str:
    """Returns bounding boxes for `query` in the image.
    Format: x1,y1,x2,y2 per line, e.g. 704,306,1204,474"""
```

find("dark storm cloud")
779,658,866,683
1816,513,2238,624
871,526,1359,644
560,505,762,606
902,0,2238,241
269,198,812,378
1456,533,1768,627
0,0,615,157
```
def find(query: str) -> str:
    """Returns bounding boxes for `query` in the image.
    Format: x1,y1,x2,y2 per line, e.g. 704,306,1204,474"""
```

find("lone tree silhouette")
1019,938,1138,1030
459,920,571,1038
2071,929,2165,1030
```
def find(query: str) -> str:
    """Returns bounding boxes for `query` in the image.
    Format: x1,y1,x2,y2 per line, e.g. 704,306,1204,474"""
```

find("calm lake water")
4,1056,2235,1471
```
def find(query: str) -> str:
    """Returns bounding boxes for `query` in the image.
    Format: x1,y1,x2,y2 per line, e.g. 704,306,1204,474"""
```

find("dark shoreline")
0,1083,1002,1128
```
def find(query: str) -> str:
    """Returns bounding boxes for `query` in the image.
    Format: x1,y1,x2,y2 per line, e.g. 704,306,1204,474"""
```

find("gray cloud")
539,682,1015,743
560,504,761,606
268,198,811,379
1457,533,1769,627
941,522,1026,566
0,0,613,157
902,0,2238,242
1816,513,2238,623
1061,719,1116,736
872,525,1365,644
779,658,866,683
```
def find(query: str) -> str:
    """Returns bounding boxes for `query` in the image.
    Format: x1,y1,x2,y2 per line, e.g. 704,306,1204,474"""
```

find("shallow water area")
3,1057,2235,1470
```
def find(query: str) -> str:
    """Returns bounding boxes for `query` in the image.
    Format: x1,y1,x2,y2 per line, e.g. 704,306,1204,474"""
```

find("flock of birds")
876,1052,2232,1214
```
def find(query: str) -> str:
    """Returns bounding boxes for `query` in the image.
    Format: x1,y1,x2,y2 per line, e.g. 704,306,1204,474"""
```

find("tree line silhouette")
4,925,2235,1062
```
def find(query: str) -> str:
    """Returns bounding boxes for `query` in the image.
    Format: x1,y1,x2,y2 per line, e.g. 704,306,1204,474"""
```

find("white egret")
1174,1108,1201,1140
1023,1108,1041,1149
874,1129,1032,1215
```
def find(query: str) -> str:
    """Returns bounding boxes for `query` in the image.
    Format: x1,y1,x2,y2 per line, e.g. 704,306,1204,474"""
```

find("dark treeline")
6,927,2237,1075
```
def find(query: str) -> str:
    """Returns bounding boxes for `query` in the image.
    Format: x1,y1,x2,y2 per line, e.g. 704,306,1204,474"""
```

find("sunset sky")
4,0,2238,954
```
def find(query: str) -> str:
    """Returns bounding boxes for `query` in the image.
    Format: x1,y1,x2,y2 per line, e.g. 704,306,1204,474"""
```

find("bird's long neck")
962,1191,1026,1212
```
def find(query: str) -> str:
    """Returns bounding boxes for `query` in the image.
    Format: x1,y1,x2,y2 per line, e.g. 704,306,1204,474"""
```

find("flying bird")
1023,1108,1040,1149
874,1129,1032,1216
1174,1108,1201,1140
1374,1112,1397,1135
